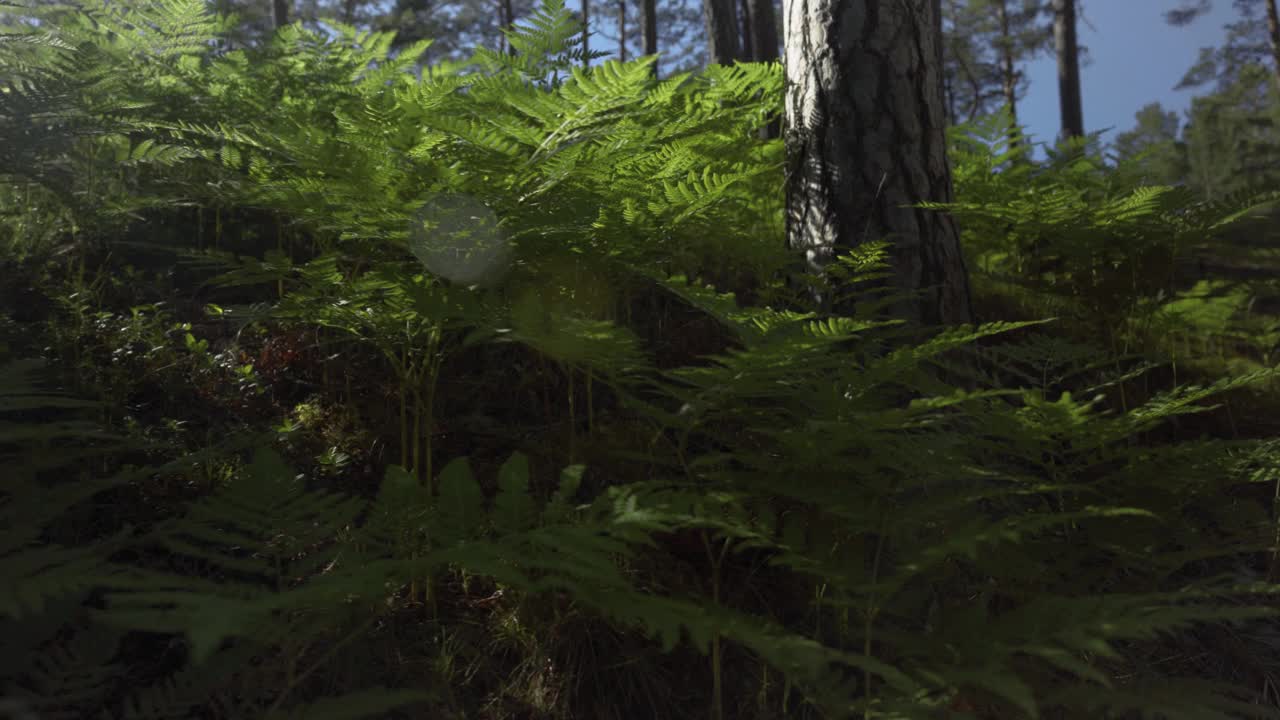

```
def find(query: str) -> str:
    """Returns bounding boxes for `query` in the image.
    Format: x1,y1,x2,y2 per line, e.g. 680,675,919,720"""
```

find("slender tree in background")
1053,0,1084,139
618,0,627,59
702,0,740,65
501,0,516,54
747,0,780,137
984,0,1047,146
939,0,1048,130
941,0,1004,122
273,0,289,27
581,0,590,67
783,0,973,325
642,0,658,74
738,0,752,60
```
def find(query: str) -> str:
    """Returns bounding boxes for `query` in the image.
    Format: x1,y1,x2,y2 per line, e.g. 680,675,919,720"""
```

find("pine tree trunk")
747,0,778,62
748,0,780,137
582,0,591,68
501,0,516,54
619,0,628,59
703,0,740,65
783,0,973,326
273,0,289,28
1053,0,1084,139
642,0,658,75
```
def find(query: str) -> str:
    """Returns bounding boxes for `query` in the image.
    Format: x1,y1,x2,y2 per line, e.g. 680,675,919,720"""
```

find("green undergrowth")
3,1,1280,718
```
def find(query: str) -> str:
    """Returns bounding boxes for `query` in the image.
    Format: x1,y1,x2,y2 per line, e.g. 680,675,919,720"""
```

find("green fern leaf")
433,457,483,545
493,452,536,533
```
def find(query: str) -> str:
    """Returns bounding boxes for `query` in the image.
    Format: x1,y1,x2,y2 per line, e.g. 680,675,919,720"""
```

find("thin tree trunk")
503,0,516,54
748,0,780,138
783,0,973,326
582,0,591,68
739,0,754,60
619,0,628,60
703,0,740,65
995,0,1021,148
273,0,289,28
1266,0,1280,89
642,0,658,75
1053,0,1085,139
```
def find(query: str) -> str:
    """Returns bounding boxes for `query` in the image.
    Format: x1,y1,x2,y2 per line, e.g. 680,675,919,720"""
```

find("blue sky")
1018,0,1238,151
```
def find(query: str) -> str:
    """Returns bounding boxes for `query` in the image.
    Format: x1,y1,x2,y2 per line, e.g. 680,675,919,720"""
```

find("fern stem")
264,613,380,716
863,522,886,719
424,353,441,490
703,531,728,720
568,364,577,463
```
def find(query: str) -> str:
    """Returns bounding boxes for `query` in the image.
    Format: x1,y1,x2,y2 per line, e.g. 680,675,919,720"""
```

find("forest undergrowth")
4,1,1280,718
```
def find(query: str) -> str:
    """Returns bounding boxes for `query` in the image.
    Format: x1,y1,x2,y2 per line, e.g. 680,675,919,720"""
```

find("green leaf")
544,464,584,523
434,457,483,545
493,452,535,533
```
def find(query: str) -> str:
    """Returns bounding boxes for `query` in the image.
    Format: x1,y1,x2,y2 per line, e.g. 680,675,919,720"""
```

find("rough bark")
703,0,741,65
1053,0,1084,139
783,0,973,326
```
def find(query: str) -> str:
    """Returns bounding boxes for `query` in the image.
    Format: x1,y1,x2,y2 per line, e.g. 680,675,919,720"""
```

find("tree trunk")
642,0,658,75
619,0,628,60
1053,0,1084,139
748,0,780,138
582,0,591,68
500,0,516,54
703,0,740,65
1266,0,1280,89
273,0,289,28
748,0,778,62
783,0,973,326
994,0,1021,148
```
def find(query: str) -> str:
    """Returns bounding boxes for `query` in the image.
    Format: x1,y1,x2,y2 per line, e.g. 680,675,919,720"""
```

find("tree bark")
1053,0,1084,139
273,0,289,28
703,0,741,65
739,0,754,60
783,0,973,326
642,0,658,75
